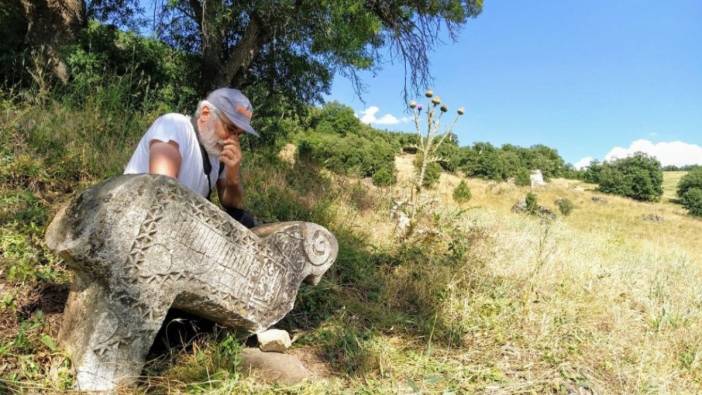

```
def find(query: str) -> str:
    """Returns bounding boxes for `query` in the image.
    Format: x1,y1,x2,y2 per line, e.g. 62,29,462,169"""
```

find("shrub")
297,130,396,179
556,198,574,216
310,101,362,136
681,188,702,217
597,153,663,202
452,180,472,203
514,168,531,186
525,192,538,214
371,165,397,187
677,167,702,199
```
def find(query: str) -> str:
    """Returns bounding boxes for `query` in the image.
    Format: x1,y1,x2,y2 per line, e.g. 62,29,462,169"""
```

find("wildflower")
457,107,465,115
431,96,441,105
440,105,448,113
425,89,433,98
409,100,417,109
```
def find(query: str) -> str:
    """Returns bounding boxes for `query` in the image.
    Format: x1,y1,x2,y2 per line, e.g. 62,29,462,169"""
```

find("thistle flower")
425,89,433,98
409,100,417,109
457,107,465,115
417,104,423,112
440,104,448,113
431,96,441,105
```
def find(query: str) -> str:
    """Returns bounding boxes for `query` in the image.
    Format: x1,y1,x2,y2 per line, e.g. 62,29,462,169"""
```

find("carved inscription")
46,174,338,391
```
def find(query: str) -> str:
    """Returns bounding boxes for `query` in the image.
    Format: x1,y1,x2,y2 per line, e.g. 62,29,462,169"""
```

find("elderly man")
124,87,256,227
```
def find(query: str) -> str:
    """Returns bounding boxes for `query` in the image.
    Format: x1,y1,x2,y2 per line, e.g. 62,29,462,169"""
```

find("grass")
3,90,702,393
663,171,687,202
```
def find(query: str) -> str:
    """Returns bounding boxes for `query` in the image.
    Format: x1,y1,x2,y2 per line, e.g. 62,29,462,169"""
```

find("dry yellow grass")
322,155,702,392
663,171,687,202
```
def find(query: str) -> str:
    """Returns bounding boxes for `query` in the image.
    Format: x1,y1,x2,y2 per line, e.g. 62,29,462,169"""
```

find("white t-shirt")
124,113,221,197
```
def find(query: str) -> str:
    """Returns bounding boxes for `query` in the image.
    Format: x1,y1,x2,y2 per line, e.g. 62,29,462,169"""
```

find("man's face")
199,107,246,156
214,114,245,141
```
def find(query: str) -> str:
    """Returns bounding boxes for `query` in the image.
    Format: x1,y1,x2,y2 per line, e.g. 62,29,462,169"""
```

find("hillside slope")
3,144,702,393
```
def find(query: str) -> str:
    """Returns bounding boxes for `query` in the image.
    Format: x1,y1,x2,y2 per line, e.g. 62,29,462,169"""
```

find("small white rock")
257,329,292,353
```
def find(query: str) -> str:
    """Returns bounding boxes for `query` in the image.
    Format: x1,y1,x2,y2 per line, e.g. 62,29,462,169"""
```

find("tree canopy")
124,0,483,100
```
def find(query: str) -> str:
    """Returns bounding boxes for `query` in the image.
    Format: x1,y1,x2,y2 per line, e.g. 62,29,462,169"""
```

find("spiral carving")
303,225,335,266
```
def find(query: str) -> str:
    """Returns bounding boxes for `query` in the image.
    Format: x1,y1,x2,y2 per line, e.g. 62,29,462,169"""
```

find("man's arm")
149,140,181,177
217,136,244,209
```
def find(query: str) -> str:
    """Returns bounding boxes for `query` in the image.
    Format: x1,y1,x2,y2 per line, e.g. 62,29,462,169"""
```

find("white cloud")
574,156,594,170
603,139,702,167
358,106,409,126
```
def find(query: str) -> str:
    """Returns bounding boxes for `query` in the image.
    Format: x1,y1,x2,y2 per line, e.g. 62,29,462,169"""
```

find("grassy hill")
2,96,702,393
663,171,687,202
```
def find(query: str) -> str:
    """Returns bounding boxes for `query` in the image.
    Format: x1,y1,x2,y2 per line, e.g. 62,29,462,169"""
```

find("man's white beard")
199,118,221,156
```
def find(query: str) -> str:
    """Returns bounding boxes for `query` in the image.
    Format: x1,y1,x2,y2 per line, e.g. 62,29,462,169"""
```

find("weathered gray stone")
257,329,292,353
530,169,546,187
45,174,337,391
240,348,313,385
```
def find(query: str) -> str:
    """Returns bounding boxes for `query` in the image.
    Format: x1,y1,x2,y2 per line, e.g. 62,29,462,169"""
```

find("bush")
681,188,702,217
525,192,538,214
514,168,531,186
310,101,362,136
371,165,397,187
597,153,663,202
452,180,472,203
677,167,702,199
297,130,396,179
556,198,574,216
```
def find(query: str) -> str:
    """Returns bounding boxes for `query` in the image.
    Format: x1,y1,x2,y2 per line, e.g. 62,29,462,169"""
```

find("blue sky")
326,1,702,166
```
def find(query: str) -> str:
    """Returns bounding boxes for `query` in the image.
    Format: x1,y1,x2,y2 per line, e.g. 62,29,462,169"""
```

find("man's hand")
217,135,244,209
219,136,242,178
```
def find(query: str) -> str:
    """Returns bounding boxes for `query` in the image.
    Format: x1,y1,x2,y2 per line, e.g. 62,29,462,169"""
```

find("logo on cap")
236,105,252,121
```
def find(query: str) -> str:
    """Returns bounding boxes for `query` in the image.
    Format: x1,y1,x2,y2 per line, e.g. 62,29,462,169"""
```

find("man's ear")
199,105,211,122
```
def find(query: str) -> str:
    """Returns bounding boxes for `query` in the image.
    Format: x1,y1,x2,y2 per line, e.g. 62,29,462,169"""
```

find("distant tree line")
662,164,701,171
297,102,576,187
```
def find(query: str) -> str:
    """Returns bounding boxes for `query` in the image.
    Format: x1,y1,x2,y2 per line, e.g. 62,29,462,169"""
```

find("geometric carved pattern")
45,174,338,391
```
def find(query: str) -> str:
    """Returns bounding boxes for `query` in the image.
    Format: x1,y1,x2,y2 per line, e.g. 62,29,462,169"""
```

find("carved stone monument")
45,174,338,391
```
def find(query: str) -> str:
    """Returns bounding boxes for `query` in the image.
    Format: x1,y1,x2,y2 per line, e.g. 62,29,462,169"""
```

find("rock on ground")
240,348,313,385
257,329,292,353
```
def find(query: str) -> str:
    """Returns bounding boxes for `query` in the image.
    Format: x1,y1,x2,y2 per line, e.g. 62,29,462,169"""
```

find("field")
3,116,702,393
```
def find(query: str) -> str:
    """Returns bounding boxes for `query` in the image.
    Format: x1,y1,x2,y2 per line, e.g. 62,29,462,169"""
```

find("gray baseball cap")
206,88,259,137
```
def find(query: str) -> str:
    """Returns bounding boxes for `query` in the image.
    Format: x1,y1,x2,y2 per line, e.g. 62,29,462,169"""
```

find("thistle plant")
408,89,464,217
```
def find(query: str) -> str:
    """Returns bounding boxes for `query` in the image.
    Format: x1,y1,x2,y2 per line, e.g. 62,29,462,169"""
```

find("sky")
326,1,702,167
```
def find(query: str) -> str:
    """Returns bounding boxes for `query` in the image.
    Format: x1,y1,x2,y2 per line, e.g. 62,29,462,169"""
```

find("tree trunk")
192,0,267,94
19,0,85,84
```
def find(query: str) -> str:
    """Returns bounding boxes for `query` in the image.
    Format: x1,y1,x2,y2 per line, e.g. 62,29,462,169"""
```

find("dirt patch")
288,346,332,378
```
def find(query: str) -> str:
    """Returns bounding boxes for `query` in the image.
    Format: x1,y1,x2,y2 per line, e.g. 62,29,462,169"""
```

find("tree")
681,188,702,217
310,101,362,136
151,0,483,98
8,0,86,84
677,167,702,199
597,153,663,202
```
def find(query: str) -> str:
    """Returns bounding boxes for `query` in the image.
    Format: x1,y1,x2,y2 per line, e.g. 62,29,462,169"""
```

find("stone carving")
45,174,338,391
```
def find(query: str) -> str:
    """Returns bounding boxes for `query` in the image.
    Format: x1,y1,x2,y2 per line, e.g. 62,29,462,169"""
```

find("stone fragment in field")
641,213,664,223
530,169,546,187
240,347,313,385
257,328,292,352
45,174,338,392
591,196,608,203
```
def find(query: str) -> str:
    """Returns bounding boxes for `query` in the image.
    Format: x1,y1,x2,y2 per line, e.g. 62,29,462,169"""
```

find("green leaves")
597,153,663,202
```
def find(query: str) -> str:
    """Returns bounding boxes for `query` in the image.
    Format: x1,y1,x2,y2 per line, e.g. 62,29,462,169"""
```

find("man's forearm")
221,180,244,209
218,167,244,209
